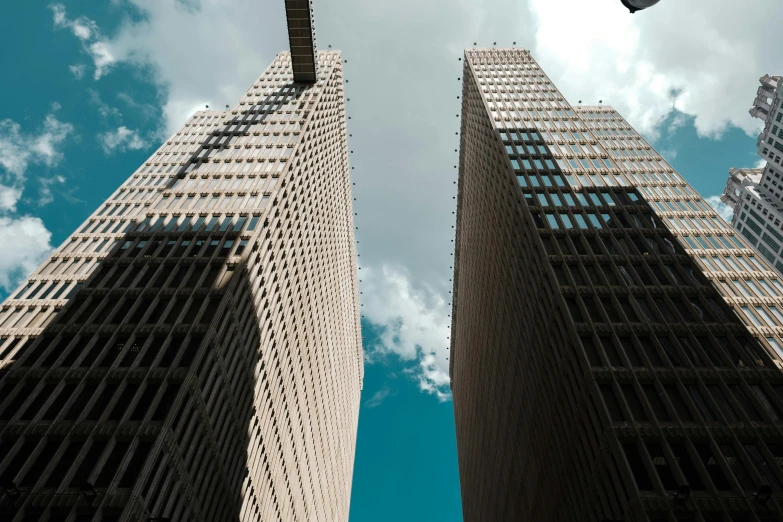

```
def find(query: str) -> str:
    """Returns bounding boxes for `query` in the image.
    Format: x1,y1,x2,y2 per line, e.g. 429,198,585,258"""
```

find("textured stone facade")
0,51,362,522
452,48,783,522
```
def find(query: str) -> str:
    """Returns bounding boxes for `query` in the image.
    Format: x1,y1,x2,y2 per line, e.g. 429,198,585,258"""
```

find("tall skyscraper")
451,48,783,522
0,4,362,521
721,75,783,276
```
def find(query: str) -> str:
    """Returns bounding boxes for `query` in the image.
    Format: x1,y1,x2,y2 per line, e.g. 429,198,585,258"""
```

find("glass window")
767,337,783,360
756,306,777,327
744,444,782,490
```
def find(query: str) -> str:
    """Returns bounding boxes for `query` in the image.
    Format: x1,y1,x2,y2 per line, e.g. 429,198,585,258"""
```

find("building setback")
722,75,783,276
451,48,783,522
0,42,362,522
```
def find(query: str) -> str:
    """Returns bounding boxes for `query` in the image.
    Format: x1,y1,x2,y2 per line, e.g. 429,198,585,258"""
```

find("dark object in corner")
621,0,661,13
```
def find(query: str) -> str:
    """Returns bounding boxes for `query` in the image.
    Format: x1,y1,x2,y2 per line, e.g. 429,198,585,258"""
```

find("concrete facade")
721,167,763,210
0,50,362,522
723,75,783,276
452,48,783,522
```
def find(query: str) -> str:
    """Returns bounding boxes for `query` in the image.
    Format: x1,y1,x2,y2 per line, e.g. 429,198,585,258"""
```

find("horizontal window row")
562,157,617,170
622,439,783,495
0,306,57,331
636,184,698,201
115,236,247,260
698,253,767,273
38,258,99,278
113,188,157,202
554,259,702,289
533,208,661,232
0,337,29,360
129,161,286,186
505,128,637,148
610,148,653,160
613,157,666,172
60,237,121,256
515,157,559,170
567,292,740,332
53,292,220,330
651,196,715,214
542,230,687,259
552,141,608,156
128,170,173,184
492,112,583,129
526,188,630,208
6,330,203,372
739,305,783,330
601,380,783,426
92,261,225,290
581,331,766,370
168,174,278,193
190,144,293,161
667,215,733,232
154,193,270,211
10,280,81,301
201,132,297,147
95,203,138,219
680,234,745,251
718,277,783,299
83,213,259,238
0,435,154,493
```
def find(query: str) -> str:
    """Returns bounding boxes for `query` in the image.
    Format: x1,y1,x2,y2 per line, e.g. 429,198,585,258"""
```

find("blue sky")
0,1,781,520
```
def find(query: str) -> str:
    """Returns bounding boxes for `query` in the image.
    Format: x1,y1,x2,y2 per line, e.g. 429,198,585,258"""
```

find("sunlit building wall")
0,49,362,522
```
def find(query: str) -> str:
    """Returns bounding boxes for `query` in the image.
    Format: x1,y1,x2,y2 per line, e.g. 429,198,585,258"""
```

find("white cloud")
50,3,98,41
0,111,73,182
49,4,117,80
32,114,74,168
69,64,86,79
89,41,117,80
361,265,451,401
48,0,291,136
98,126,148,154
668,114,689,135
116,92,158,121
0,186,22,213
0,111,67,291
528,0,783,140
0,216,53,292
706,195,735,222
365,387,395,408
89,89,121,120
37,175,66,207
756,159,768,169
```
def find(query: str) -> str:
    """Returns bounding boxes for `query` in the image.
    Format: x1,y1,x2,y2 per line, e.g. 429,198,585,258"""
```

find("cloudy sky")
0,0,781,519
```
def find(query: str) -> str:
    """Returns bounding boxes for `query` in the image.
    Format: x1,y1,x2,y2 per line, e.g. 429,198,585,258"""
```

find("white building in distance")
723,75,783,274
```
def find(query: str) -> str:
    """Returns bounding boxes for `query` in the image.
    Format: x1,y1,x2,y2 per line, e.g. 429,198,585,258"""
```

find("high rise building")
451,48,783,522
0,3,362,521
721,75,783,276
721,167,763,210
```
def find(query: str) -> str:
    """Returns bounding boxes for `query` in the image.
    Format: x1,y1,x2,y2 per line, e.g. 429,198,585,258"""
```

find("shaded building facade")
451,48,783,522
0,44,361,522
